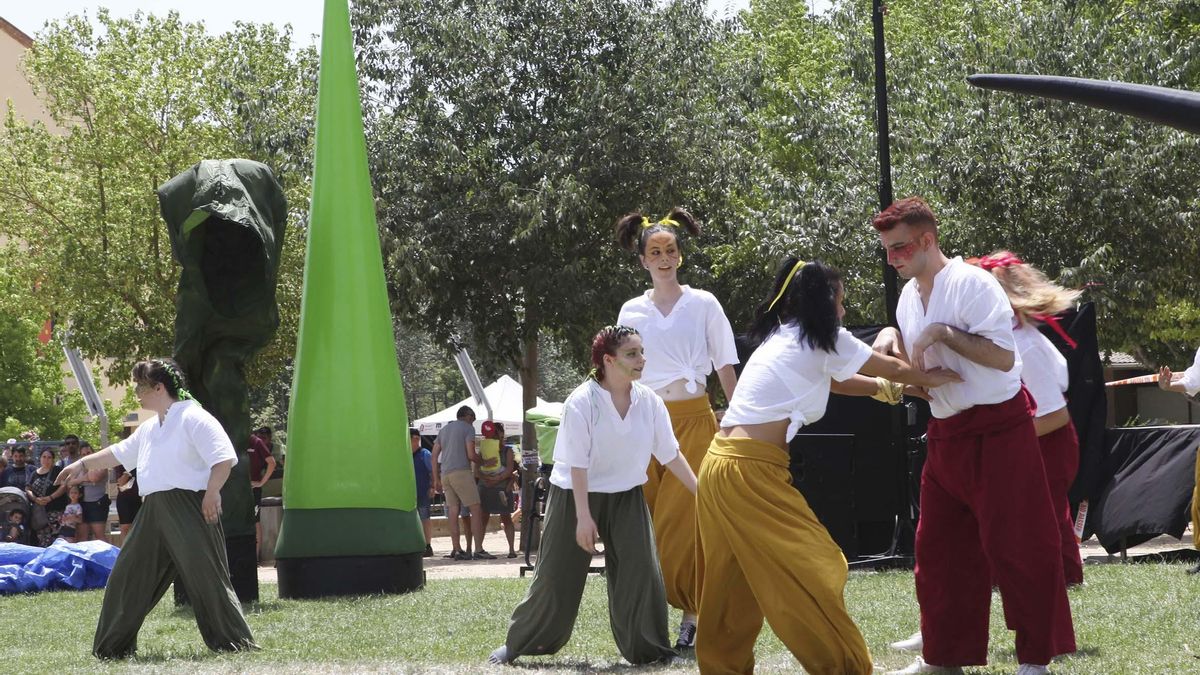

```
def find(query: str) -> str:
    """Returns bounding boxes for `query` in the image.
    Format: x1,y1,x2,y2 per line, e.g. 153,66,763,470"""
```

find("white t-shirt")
722,324,874,442
550,379,680,493
1178,347,1200,397
617,286,739,394
109,400,238,496
897,258,1022,419
1014,322,1068,417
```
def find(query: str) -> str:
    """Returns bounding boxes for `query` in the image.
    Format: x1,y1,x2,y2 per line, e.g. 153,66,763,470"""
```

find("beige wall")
1,17,152,431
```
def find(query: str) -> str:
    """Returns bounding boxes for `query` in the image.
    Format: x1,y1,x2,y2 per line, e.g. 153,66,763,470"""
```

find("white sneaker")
1016,665,1050,675
889,630,924,652
884,657,965,675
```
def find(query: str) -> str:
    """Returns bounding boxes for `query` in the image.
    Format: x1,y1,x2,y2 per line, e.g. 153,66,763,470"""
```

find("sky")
3,0,833,45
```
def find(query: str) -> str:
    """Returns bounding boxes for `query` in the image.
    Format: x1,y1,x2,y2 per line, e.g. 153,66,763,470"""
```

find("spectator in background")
477,421,518,558
113,464,141,544
72,442,110,543
432,406,492,560
411,428,433,557
253,426,282,468
57,435,81,468
27,447,67,546
5,509,25,543
1,446,32,490
247,432,277,560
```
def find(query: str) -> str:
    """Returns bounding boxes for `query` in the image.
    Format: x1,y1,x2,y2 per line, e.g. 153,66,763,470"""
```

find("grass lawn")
3,563,1200,673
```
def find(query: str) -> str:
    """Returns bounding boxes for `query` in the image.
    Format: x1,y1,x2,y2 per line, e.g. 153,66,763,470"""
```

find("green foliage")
724,0,1200,361
353,0,762,403
0,11,316,386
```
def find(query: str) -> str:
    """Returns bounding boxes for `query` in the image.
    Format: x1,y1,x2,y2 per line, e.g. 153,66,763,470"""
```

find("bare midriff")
655,378,704,402
717,419,790,451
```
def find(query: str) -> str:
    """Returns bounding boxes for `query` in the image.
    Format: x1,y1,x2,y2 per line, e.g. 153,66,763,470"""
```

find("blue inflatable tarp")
0,539,120,594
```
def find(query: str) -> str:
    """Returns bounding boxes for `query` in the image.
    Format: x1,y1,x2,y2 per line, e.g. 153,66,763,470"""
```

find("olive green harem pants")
93,489,257,658
504,484,676,665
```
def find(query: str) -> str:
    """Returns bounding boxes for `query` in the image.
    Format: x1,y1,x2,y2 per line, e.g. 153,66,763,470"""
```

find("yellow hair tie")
641,216,681,229
766,259,806,311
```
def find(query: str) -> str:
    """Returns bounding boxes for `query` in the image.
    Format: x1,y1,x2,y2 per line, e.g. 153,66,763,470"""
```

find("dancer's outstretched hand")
1158,366,1175,390
575,514,599,554
202,490,223,524
872,327,903,356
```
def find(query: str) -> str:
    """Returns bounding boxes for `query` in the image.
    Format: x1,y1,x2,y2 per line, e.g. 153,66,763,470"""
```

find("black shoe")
423,545,433,558
453,550,473,561
474,550,497,560
674,621,696,649
442,550,460,559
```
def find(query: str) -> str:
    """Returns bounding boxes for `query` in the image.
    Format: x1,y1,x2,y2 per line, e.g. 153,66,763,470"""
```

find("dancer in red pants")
873,199,1075,675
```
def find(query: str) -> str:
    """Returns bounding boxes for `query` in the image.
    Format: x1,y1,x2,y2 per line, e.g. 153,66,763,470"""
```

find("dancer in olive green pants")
93,489,256,658
503,485,675,664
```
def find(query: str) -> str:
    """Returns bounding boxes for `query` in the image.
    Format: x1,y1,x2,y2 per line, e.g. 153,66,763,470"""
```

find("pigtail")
614,212,645,252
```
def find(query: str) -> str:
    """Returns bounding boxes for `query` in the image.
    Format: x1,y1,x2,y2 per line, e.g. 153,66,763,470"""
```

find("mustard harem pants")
503,484,676,665
917,390,1075,667
94,489,256,658
643,394,715,615
695,435,872,675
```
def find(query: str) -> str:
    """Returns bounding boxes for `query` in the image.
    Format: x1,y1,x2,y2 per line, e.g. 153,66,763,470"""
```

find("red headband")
978,252,1024,271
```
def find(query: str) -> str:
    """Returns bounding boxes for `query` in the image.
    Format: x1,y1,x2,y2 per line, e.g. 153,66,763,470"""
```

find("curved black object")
277,553,425,599
968,74,1200,134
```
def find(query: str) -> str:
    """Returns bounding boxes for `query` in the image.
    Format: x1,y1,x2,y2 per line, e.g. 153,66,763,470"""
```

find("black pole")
872,0,899,324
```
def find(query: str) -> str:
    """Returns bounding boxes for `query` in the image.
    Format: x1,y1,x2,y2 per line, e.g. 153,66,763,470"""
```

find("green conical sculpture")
275,0,424,598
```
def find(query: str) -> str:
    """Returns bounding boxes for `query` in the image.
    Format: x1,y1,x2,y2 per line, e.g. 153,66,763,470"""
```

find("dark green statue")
157,159,288,602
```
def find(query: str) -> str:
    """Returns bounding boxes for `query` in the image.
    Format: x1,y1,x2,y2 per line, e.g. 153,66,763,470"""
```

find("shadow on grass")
508,651,697,672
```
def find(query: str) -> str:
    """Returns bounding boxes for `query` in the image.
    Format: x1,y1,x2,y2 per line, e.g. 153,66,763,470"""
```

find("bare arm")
256,455,277,488
716,364,738,402
830,375,883,397
465,438,482,465
430,441,443,491
570,467,598,553
56,448,120,486
912,323,1015,372
663,454,698,495
859,351,962,388
202,459,233,524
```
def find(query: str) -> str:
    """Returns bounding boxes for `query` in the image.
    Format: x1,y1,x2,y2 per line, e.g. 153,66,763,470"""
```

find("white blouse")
109,400,238,496
618,286,739,394
550,379,680,493
897,258,1022,419
1179,347,1200,397
1014,322,1068,417
722,325,874,442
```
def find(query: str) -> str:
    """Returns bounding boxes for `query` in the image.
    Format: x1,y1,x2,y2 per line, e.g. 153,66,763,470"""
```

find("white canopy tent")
413,374,548,436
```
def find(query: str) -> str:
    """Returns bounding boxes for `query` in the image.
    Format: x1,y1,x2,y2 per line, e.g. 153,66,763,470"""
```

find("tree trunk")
519,334,539,456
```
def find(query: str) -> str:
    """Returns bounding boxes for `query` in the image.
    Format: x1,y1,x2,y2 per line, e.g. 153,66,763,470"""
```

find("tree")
353,0,762,445
723,0,1200,365
0,11,317,385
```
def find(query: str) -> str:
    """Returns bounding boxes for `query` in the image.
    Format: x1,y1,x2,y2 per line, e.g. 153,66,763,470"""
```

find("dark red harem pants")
916,389,1076,667
1038,421,1083,586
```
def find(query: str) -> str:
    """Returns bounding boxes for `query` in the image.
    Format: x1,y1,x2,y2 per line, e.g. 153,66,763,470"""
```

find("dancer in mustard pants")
616,207,738,647
697,258,960,675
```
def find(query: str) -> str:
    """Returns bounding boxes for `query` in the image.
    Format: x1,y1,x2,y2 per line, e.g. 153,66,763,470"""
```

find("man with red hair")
872,198,1074,675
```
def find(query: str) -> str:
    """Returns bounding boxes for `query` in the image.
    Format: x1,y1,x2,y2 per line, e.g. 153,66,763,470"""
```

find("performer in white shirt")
891,250,1087,657
489,325,697,667
872,199,1074,675
56,358,256,659
1157,346,1200,572
615,207,736,647
695,257,959,675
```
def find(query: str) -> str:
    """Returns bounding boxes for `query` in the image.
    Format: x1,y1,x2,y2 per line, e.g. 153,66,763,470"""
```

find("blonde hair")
977,251,1081,324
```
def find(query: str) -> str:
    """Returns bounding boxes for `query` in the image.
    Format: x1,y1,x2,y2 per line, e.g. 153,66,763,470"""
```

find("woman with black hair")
56,358,256,659
614,207,736,647
695,258,960,675
490,325,696,667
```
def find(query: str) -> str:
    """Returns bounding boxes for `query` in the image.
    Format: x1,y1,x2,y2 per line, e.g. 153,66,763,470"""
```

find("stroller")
0,486,31,545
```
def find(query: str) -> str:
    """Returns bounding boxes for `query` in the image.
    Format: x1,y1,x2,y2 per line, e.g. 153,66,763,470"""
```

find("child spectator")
5,510,25,543
60,485,84,543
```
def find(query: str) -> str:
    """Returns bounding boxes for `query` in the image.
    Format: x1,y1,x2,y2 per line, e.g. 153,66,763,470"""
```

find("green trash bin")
525,402,563,466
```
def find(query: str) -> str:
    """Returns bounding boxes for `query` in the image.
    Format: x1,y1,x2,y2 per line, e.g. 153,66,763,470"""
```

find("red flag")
37,318,52,344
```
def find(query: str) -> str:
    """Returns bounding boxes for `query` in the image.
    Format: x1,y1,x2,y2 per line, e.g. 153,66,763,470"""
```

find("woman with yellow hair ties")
697,257,961,675
614,207,738,648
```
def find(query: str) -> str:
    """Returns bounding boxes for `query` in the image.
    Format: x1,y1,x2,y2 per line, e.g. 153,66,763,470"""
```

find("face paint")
885,238,919,264
606,335,646,380
641,232,681,268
